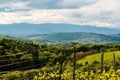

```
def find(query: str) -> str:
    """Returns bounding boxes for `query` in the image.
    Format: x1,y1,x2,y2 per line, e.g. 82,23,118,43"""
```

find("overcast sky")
0,0,120,28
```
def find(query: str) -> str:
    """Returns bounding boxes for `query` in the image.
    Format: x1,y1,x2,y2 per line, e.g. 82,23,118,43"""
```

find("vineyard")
0,38,120,79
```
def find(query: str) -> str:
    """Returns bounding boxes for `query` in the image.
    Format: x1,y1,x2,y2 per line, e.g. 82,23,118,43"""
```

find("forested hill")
24,32,120,44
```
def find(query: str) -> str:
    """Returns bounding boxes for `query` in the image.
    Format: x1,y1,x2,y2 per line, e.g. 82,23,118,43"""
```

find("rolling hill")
24,32,120,44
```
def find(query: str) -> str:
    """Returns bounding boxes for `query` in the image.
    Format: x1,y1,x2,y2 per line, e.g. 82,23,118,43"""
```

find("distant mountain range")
0,23,120,43
0,23,120,37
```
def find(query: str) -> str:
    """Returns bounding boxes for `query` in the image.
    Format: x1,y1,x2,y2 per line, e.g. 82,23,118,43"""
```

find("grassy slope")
77,51,120,65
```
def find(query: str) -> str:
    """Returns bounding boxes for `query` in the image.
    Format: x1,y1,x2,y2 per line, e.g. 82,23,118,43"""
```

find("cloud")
79,0,119,15
0,0,119,29
58,0,98,8
79,0,120,27
0,0,61,10
27,0,60,9
0,9,75,24
0,1,33,12
0,9,115,27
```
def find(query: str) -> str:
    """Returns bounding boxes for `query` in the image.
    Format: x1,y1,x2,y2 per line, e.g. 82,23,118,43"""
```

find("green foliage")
0,71,21,80
0,46,4,54
1,38,120,79
38,51,51,62
20,54,33,60
1,68,120,80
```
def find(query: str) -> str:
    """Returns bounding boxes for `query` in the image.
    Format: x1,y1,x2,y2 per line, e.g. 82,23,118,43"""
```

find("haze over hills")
0,23,120,43
24,32,120,44
0,23,120,37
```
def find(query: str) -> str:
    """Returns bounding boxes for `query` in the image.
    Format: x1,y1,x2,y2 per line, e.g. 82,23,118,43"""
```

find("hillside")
24,32,120,44
77,51,120,65
1,38,120,79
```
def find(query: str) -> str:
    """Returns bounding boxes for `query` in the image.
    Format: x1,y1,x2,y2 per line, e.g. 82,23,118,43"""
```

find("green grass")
77,51,120,65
